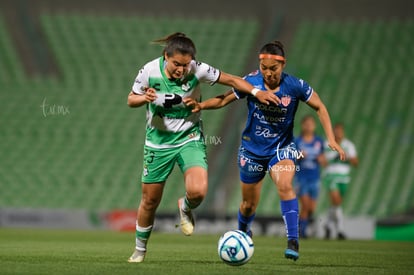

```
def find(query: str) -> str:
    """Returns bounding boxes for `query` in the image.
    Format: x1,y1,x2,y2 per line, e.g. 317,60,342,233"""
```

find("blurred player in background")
126,32,278,263
195,40,345,261
323,123,358,240
294,115,326,238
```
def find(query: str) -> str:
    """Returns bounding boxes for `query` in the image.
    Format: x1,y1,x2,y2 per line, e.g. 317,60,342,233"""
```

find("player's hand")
183,97,201,113
328,140,346,161
144,88,157,103
255,90,280,105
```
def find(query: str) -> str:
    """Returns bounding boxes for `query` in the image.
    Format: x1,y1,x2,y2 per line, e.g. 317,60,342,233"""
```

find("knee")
330,192,342,206
277,180,294,196
186,189,206,202
186,177,208,202
140,195,161,212
240,200,257,215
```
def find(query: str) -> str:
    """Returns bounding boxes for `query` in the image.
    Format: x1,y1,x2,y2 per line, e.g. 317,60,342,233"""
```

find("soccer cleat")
128,249,146,263
284,239,299,261
178,197,194,236
337,232,346,240
324,226,331,240
246,230,253,238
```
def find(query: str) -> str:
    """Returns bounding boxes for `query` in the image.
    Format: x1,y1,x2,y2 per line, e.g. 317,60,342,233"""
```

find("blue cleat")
284,239,299,261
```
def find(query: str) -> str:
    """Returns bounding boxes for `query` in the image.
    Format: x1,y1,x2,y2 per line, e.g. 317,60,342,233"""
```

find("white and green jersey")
324,138,357,182
132,57,220,149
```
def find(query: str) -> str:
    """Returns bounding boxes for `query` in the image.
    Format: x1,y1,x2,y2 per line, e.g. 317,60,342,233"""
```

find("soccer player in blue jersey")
294,115,326,238
194,40,345,261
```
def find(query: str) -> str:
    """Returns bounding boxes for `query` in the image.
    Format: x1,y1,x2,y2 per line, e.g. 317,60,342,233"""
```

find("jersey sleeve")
194,61,220,85
296,78,314,102
132,66,150,95
346,140,357,158
232,75,252,100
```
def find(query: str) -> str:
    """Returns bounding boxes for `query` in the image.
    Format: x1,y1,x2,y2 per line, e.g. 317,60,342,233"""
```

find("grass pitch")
0,228,413,274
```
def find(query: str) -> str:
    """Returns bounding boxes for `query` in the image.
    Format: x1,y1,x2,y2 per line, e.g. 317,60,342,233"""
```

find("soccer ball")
217,230,254,266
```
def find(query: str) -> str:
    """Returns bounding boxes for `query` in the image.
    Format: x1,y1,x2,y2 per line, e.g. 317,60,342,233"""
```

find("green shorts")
323,174,350,197
141,140,207,183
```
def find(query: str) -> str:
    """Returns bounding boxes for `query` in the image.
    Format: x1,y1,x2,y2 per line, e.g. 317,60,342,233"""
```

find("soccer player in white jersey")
323,123,358,240
127,32,279,263
194,40,345,261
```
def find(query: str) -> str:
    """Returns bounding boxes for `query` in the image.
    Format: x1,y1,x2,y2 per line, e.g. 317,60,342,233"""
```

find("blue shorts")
238,143,298,184
295,177,320,200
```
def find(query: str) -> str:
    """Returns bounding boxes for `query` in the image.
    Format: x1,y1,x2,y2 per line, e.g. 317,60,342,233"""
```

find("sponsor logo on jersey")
255,103,287,114
153,93,183,108
253,112,286,123
255,125,278,138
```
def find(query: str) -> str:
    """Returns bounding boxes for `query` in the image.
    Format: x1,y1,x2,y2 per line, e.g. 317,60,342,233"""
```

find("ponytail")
153,32,196,59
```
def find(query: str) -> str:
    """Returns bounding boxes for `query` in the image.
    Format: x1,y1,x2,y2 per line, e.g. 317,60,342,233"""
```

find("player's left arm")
306,91,346,161
348,156,359,167
347,143,359,167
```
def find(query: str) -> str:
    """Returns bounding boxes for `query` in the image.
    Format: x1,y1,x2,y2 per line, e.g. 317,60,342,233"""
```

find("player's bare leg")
238,180,263,237
178,166,208,236
270,159,299,261
129,182,164,263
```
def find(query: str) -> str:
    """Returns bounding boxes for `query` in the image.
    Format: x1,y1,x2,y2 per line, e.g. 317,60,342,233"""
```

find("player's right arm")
127,88,157,107
127,65,157,108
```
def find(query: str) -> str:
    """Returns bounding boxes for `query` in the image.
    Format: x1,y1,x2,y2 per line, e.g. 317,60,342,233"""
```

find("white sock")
326,207,336,230
335,206,345,233
135,223,153,252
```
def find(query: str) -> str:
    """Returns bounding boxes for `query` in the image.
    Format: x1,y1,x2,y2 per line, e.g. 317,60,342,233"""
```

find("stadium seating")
0,17,25,84
227,19,414,218
1,14,413,219
0,14,259,212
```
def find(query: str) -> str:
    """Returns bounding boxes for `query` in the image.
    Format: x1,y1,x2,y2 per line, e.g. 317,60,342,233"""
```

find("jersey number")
144,149,155,164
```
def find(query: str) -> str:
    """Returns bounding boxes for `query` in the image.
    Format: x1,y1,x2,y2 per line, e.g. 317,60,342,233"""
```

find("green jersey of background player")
127,32,280,263
323,123,358,240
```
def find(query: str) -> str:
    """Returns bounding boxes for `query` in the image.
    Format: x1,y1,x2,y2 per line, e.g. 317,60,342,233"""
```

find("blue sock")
238,209,255,233
280,198,299,241
299,218,309,237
